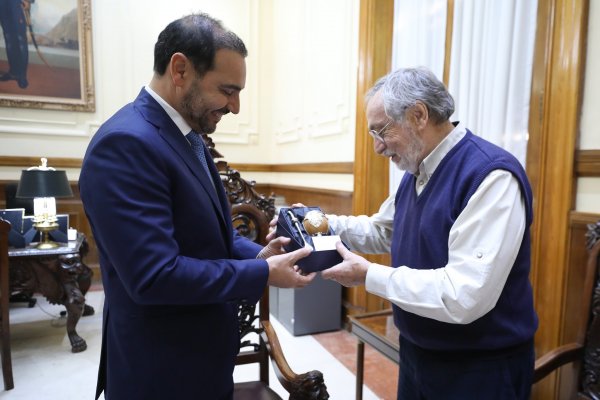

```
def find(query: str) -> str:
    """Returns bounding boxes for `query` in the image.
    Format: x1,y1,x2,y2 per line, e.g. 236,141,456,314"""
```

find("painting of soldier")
0,0,94,111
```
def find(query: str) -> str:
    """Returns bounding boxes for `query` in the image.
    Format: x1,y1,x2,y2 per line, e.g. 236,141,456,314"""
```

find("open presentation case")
275,206,346,273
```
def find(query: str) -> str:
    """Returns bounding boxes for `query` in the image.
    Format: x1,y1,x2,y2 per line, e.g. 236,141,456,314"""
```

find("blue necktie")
186,131,216,190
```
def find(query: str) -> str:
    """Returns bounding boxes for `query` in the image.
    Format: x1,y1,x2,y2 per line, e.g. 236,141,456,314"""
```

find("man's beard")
181,83,216,134
388,125,424,174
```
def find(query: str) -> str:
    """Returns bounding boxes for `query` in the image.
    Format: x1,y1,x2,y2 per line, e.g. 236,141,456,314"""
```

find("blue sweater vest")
391,130,538,351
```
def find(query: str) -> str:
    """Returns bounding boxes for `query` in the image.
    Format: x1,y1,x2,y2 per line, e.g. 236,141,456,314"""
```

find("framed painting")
0,0,94,112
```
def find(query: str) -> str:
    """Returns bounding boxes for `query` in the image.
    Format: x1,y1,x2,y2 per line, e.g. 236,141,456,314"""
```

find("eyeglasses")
368,120,393,143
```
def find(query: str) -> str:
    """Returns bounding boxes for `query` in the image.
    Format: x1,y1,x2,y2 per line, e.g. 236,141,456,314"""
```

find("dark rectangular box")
275,206,344,273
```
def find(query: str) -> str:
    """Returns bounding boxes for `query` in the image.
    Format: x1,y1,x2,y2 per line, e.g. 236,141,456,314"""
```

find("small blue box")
0,208,26,247
275,206,345,273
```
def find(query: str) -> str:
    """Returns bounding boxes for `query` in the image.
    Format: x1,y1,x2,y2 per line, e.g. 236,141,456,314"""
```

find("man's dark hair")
153,13,247,77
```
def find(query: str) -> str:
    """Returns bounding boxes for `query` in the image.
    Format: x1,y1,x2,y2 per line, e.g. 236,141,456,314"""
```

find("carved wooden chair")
203,134,329,400
0,218,14,390
533,220,600,398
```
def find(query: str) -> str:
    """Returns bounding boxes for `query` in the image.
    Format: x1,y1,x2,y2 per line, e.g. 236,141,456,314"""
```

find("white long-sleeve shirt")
327,194,395,254
331,123,526,325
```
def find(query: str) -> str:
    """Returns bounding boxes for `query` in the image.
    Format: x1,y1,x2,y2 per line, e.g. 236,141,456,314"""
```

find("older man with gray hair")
322,67,537,399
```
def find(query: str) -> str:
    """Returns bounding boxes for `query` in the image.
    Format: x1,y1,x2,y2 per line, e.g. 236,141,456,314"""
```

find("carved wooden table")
349,309,399,400
8,234,94,353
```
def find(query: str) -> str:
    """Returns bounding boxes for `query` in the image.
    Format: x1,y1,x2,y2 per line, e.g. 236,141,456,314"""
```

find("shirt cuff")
365,263,394,298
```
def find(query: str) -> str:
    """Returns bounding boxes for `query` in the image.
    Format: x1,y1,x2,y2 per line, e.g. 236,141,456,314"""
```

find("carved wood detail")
201,134,329,398
583,221,600,397
7,236,94,353
238,300,261,352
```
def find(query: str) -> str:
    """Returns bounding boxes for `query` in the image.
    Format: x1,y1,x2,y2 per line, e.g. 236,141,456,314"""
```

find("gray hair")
364,75,387,105
381,67,454,124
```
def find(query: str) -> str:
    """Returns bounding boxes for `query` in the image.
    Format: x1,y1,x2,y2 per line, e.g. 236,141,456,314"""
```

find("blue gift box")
0,208,26,248
275,206,345,273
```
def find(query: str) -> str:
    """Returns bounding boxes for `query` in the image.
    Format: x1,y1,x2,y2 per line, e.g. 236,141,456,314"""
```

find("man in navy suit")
80,13,315,400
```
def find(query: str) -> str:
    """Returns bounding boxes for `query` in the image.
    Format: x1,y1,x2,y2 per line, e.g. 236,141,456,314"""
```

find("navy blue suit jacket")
80,88,269,399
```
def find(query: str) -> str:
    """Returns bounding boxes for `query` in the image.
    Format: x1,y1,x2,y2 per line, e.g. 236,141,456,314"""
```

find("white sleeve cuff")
365,263,394,298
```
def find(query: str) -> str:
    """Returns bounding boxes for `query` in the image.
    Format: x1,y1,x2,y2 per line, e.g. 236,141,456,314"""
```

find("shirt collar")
144,85,192,137
417,121,467,181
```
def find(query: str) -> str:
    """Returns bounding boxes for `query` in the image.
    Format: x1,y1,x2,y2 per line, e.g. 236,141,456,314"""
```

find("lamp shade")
16,170,74,198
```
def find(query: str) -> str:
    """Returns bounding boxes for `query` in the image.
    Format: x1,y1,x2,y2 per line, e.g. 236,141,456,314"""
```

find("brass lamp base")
34,221,60,249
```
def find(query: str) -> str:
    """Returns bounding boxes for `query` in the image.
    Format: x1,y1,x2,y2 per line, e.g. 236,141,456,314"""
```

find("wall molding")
0,156,82,169
575,149,600,177
0,116,101,138
570,210,600,226
255,183,352,216
262,183,353,198
231,162,353,174
0,124,90,138
0,156,352,175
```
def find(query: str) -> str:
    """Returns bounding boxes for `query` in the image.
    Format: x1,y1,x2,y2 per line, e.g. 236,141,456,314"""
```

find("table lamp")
15,158,73,249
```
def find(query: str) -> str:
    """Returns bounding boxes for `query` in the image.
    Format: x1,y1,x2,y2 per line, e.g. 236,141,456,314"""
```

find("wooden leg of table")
63,283,87,353
356,340,364,400
58,254,89,353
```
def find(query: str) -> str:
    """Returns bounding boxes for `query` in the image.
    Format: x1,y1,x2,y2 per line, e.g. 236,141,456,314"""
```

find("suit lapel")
133,90,230,236
203,147,234,248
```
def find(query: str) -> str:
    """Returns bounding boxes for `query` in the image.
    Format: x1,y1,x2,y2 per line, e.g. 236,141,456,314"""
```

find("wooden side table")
349,309,400,400
8,234,94,353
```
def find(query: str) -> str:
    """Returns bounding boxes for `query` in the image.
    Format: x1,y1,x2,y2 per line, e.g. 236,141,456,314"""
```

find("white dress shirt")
145,85,192,137
326,194,395,254
334,123,527,325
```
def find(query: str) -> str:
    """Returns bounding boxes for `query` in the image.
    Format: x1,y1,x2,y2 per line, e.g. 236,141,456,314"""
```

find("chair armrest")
533,342,584,383
260,320,329,400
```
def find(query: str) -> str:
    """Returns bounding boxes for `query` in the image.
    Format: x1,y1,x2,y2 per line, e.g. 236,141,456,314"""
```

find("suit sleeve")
232,230,264,259
80,131,268,305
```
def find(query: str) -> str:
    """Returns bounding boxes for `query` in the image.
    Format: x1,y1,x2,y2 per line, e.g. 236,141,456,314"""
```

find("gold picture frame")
0,0,95,112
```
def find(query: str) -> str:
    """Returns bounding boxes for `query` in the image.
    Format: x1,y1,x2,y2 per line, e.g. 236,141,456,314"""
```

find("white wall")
0,0,359,190
576,0,600,213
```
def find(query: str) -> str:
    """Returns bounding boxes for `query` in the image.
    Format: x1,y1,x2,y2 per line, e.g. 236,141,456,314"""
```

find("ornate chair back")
202,133,328,399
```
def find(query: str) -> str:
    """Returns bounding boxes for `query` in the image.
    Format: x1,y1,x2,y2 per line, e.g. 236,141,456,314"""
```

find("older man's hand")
321,242,370,287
